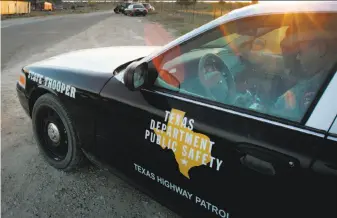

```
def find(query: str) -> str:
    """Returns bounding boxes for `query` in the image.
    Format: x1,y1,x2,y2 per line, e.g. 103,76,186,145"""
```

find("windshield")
201,26,281,50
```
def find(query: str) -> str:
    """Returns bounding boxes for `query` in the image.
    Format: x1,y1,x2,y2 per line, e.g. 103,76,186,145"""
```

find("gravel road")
1,11,179,218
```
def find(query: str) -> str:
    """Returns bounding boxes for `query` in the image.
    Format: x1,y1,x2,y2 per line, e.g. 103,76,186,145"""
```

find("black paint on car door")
95,75,326,218
94,13,337,218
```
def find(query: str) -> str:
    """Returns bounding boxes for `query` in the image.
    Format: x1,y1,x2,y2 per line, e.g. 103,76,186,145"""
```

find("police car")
16,2,337,218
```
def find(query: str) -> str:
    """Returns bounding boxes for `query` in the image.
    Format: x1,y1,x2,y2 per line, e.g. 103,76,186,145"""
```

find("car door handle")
312,160,337,177
236,143,299,176
240,154,276,176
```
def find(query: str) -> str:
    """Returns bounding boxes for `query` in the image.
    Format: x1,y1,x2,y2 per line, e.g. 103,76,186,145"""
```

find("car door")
96,12,337,218
306,69,337,218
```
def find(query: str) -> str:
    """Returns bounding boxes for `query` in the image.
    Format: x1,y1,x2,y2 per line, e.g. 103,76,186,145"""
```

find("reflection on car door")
97,76,330,218
96,16,336,218
142,87,333,218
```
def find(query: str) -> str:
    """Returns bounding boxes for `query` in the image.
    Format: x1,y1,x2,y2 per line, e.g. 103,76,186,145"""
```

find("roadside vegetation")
146,1,254,37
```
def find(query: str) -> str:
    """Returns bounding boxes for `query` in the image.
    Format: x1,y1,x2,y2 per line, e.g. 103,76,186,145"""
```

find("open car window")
150,13,337,123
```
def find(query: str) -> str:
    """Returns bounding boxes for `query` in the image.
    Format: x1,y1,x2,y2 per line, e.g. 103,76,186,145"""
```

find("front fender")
22,66,107,151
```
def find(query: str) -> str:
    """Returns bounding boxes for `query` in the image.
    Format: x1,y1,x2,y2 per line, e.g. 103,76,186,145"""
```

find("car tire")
32,93,86,171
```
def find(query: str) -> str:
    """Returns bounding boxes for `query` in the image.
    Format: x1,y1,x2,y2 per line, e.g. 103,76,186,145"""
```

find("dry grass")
147,10,213,37
146,1,252,37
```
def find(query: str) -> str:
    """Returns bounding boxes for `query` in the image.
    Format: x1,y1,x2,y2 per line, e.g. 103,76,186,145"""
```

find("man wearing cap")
272,29,337,121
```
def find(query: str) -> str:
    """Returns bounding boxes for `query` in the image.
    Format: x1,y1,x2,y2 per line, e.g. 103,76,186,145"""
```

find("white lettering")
185,133,193,145
156,134,161,145
44,77,49,86
175,114,181,126
164,111,170,122
193,136,200,148
179,130,185,142
216,158,223,171
209,141,215,153
200,139,208,151
150,133,156,143
188,148,194,160
182,145,187,156
150,119,156,130
70,87,76,98
173,128,179,140
171,141,177,153
209,156,215,168
182,190,188,199
182,117,187,128
60,83,66,93
38,75,43,84
56,81,61,92
202,153,208,165
195,150,201,161
156,121,161,130
188,119,194,130
145,129,150,140
169,112,174,124
52,80,56,90
187,192,193,200
48,79,52,88
166,126,172,137
161,123,166,132
65,85,70,96
195,196,201,203
219,210,227,218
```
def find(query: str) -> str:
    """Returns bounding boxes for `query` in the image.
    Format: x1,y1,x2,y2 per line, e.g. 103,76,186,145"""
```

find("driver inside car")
271,29,337,121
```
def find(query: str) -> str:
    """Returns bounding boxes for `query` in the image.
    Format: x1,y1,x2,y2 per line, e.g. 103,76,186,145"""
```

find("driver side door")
138,13,333,218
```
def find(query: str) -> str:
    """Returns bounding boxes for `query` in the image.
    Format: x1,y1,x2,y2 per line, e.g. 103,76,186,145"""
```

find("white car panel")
306,71,337,131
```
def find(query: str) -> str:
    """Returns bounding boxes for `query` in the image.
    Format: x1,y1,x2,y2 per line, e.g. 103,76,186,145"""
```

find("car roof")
231,1,337,18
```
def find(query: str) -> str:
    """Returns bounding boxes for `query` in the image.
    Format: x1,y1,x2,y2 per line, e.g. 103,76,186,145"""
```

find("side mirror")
124,61,149,91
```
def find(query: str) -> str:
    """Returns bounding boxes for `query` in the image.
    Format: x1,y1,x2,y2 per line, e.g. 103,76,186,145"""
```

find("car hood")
24,46,162,95
27,46,162,73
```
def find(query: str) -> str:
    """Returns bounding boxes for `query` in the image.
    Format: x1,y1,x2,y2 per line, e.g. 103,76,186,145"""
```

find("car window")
150,13,337,122
134,5,143,8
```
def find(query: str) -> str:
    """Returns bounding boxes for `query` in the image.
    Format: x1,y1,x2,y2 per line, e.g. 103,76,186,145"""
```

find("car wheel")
32,93,86,171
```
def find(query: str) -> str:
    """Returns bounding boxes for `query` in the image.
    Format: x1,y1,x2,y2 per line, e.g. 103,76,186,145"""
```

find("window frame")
143,12,337,133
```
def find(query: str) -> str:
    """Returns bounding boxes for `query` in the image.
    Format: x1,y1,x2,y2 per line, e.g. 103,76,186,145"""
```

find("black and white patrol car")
16,2,337,218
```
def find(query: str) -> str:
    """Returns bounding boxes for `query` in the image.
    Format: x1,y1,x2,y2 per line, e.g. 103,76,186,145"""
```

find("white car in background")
142,3,155,12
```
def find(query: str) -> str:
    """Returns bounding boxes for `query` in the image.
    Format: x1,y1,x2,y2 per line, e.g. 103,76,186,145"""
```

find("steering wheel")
198,53,236,104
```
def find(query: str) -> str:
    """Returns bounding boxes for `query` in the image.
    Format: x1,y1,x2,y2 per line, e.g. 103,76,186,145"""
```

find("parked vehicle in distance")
16,2,337,218
114,2,131,14
142,3,155,12
124,3,147,16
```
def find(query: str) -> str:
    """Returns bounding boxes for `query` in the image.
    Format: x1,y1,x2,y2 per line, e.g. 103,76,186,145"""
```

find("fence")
1,0,31,15
148,1,252,18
